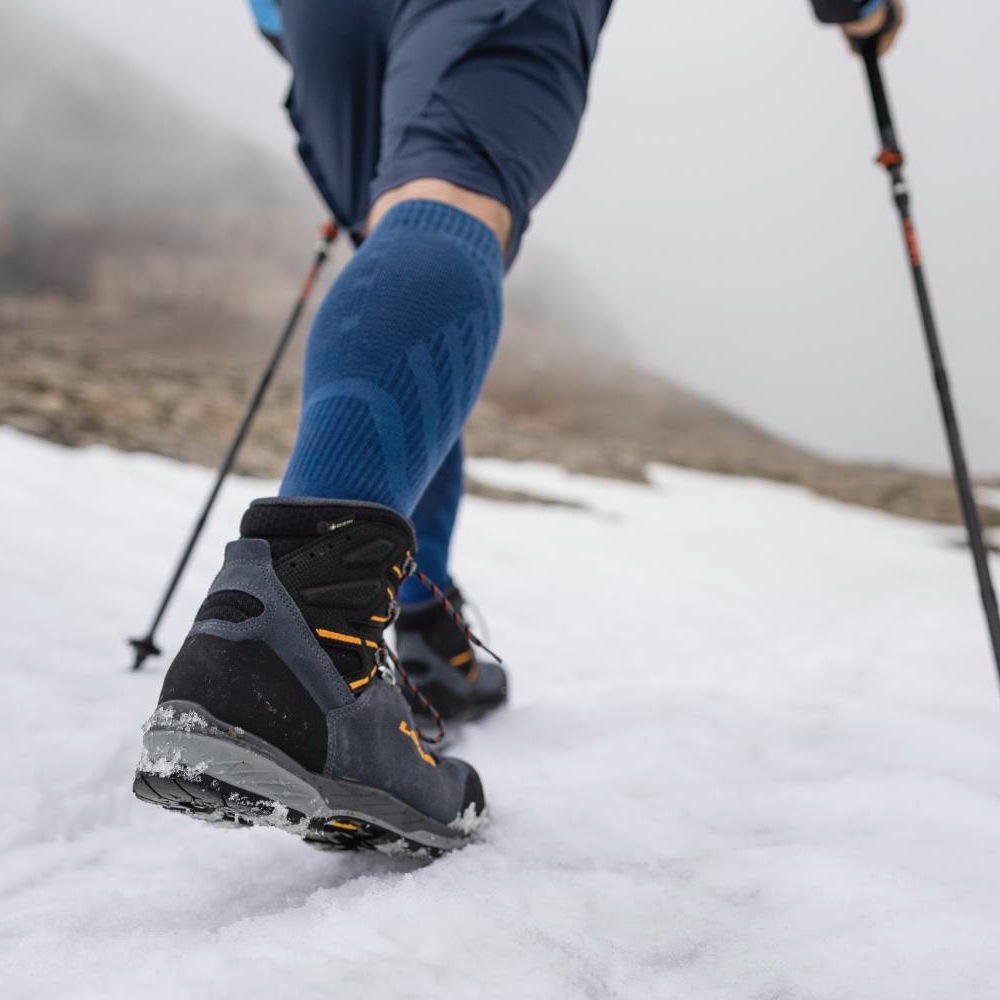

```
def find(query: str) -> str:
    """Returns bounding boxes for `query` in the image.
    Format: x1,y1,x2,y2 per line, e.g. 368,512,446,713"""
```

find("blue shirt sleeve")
249,0,283,38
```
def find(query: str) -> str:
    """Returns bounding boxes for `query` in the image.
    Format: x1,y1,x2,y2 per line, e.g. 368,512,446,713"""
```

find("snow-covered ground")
2,426,999,999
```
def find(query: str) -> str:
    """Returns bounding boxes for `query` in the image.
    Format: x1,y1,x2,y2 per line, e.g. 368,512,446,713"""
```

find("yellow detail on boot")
449,649,474,668
329,819,359,831
399,721,437,767
315,628,379,650
349,664,378,691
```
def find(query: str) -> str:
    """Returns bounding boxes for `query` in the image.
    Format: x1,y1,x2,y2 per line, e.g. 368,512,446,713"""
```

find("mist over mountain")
0,4,318,314
2,11,273,211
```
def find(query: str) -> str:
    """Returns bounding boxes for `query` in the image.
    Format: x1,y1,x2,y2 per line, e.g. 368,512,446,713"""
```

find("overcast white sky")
34,0,1000,474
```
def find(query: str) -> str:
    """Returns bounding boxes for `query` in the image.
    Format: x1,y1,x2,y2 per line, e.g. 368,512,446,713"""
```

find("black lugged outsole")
132,769,444,857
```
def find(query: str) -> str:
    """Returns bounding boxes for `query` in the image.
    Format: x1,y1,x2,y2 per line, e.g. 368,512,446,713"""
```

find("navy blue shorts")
280,0,611,262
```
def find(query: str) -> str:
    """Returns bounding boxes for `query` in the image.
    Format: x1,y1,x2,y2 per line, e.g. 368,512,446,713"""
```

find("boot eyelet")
374,646,397,685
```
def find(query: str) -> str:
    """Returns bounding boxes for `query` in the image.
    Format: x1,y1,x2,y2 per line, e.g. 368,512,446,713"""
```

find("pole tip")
128,635,161,671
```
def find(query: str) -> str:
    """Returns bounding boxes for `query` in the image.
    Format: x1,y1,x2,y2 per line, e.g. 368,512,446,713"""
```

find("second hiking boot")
133,498,486,856
395,585,508,722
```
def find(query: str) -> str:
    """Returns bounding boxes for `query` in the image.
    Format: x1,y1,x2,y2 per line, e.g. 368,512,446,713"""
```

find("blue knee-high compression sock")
398,439,464,605
280,201,503,516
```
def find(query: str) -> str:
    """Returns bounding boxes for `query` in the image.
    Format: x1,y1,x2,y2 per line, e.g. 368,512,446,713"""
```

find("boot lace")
376,554,502,747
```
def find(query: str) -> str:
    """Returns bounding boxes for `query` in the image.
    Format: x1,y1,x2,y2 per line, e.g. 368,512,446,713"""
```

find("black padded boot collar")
241,497,415,548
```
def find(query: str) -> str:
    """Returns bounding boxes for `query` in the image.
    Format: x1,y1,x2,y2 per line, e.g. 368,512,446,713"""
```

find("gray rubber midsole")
140,700,465,850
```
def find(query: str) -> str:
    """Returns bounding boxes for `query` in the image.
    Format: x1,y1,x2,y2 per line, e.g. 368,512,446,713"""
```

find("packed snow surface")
2,427,999,998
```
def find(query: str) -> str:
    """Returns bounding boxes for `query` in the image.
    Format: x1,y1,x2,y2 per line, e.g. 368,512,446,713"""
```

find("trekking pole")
859,41,1000,683
128,220,339,671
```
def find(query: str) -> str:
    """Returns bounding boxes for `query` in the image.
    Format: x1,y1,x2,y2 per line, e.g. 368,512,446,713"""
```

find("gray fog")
34,0,1000,474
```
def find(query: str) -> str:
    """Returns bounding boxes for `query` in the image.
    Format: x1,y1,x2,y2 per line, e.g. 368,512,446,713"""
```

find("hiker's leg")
135,0,492,851
279,1,506,512
279,198,502,511
361,0,607,597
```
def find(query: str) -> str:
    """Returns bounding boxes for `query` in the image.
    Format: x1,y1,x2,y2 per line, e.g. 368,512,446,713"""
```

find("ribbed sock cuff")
377,199,503,272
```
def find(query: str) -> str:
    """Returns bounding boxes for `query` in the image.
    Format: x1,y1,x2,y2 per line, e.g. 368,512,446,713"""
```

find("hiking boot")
395,585,508,722
133,498,486,856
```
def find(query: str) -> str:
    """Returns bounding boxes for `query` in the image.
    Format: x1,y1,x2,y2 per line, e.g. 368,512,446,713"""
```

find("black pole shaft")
128,222,338,670
861,44,1000,681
